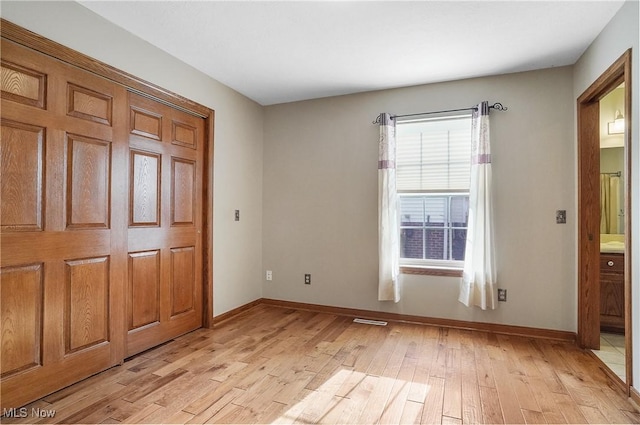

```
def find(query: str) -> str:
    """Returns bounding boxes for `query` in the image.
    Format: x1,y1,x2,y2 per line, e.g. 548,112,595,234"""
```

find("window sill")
400,266,463,277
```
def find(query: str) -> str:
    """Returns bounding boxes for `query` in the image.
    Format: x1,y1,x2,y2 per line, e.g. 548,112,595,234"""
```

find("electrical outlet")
498,288,507,302
304,274,311,285
556,210,566,224
266,270,272,281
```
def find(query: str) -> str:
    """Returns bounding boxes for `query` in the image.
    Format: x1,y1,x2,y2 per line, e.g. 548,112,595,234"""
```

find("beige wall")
263,66,576,331
573,0,640,392
1,1,265,316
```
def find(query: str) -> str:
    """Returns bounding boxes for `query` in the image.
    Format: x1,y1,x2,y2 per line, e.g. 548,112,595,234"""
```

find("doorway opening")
577,49,632,391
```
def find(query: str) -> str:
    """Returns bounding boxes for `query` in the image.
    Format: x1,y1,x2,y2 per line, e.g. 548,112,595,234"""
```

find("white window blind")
396,115,472,192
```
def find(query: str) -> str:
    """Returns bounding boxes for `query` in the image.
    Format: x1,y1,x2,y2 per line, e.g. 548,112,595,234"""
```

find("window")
396,115,472,270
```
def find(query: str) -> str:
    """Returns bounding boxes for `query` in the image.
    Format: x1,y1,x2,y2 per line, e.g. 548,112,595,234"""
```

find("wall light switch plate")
556,210,566,224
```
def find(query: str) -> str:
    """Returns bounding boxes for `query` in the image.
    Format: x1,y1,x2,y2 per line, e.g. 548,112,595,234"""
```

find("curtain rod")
372,102,508,124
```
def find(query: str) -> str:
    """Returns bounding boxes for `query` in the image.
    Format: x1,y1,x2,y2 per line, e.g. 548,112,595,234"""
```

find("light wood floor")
4,304,639,424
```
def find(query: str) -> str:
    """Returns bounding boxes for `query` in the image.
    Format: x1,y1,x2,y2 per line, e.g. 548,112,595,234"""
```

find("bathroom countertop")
601,241,625,253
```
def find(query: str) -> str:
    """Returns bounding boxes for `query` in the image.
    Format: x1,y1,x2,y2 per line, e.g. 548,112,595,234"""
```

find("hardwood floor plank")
122,369,188,403
543,411,567,424
399,400,424,425
589,387,637,423
162,410,194,424
479,385,504,424
36,382,127,424
473,334,497,389
379,378,412,424
271,388,313,424
511,375,541,412
366,325,401,376
579,405,609,424
3,304,637,425
622,410,640,424
118,402,163,424
185,387,244,424
443,347,462,419
340,373,377,421
442,415,463,425
491,359,525,424
408,327,435,402
254,401,289,424
420,376,445,424
294,388,339,424
357,375,396,424
527,376,562,414
271,370,316,405
203,402,246,424
318,395,355,425
461,372,482,424
522,409,548,424
378,337,418,424
554,392,589,424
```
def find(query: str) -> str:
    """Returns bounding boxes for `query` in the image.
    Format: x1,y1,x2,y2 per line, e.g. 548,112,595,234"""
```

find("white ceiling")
78,1,624,106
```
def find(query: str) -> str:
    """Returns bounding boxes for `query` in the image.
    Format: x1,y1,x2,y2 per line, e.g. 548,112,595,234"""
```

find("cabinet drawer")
601,254,624,273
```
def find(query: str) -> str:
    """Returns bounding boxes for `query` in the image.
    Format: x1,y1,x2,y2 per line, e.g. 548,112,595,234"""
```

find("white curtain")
378,113,400,302
459,101,497,310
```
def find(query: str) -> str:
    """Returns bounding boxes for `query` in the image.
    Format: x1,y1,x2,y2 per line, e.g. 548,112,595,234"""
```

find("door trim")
0,18,215,327
577,49,632,391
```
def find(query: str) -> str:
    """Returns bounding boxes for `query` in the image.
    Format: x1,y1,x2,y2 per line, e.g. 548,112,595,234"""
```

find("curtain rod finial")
490,103,508,111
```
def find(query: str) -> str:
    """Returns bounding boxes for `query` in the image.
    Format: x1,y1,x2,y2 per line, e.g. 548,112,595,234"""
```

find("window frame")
399,192,469,271
395,114,472,276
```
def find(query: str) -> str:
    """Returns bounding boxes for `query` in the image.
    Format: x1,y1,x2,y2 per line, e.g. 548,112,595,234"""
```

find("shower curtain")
600,174,620,234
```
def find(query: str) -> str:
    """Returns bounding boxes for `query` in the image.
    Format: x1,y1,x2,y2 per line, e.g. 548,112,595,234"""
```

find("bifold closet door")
125,93,204,357
0,40,127,409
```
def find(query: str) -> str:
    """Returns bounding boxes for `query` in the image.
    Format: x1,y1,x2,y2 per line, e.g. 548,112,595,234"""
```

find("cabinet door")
600,254,624,332
0,40,127,409
600,273,624,331
125,93,204,357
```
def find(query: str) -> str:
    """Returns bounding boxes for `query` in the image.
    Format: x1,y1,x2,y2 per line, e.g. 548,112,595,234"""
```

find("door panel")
126,93,203,357
130,150,161,226
128,250,161,330
67,83,113,126
0,39,127,409
172,158,196,225
0,121,44,231
171,246,195,316
65,256,110,353
1,59,46,109
66,134,111,229
0,264,43,378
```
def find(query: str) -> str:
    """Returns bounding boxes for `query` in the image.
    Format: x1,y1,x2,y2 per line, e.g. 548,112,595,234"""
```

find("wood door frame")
577,49,632,390
0,19,215,328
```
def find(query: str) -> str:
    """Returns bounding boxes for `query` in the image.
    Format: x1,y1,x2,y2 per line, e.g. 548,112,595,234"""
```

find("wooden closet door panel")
0,264,43,378
128,250,161,330
126,93,203,357
66,134,111,229
65,256,110,353
0,39,127,410
0,121,44,231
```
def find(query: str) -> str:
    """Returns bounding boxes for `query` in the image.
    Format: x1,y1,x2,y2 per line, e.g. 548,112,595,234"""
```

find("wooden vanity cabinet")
600,253,625,333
